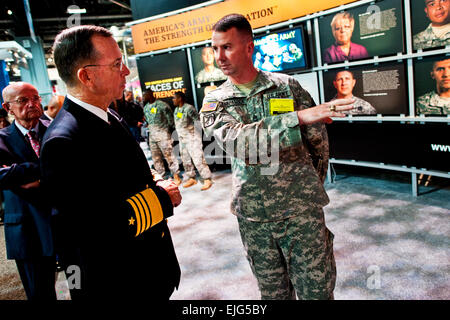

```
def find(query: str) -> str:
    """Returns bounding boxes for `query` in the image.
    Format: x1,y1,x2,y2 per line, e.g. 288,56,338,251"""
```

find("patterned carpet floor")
0,164,448,300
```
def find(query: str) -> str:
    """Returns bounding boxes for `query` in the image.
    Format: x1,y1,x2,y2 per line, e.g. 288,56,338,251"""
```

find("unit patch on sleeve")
202,113,216,128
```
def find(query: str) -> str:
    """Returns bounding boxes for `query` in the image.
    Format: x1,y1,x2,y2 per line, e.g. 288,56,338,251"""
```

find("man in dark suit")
41,95,64,122
0,82,56,300
40,25,182,300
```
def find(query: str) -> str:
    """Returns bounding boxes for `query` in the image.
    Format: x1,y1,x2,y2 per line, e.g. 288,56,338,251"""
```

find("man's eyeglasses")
83,57,126,72
6,95,41,105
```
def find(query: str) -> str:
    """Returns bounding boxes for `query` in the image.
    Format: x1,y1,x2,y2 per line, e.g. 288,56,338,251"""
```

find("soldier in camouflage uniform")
413,0,450,50
416,58,450,115
195,47,228,84
200,14,353,300
172,91,213,190
332,70,377,115
143,89,182,185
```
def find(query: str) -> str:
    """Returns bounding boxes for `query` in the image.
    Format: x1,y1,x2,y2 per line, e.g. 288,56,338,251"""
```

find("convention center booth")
128,0,449,196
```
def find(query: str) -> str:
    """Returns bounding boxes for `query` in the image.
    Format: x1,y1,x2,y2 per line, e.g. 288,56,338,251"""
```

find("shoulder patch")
200,102,218,113
202,113,216,128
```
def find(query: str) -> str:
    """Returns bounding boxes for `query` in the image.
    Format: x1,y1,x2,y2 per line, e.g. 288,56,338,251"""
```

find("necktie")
26,130,40,157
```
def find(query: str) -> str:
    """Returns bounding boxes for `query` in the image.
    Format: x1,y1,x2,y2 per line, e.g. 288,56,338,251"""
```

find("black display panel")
136,50,193,106
323,61,408,115
252,26,308,73
410,0,450,51
328,122,450,172
319,0,404,64
131,0,208,21
414,54,450,116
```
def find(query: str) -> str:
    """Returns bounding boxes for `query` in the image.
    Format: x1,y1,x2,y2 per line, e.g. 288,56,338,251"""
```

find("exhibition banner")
136,50,193,105
131,0,357,53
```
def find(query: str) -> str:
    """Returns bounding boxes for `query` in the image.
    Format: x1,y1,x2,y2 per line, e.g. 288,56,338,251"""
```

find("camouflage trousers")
237,207,336,300
179,132,212,180
148,131,180,177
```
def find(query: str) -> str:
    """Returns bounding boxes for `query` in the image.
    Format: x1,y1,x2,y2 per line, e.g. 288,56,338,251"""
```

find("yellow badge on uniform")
200,102,218,112
176,112,183,119
269,98,294,115
151,107,157,114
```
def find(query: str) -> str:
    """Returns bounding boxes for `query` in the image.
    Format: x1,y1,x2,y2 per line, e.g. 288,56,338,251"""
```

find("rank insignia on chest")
176,112,183,119
201,102,218,112
269,98,294,115
150,107,157,114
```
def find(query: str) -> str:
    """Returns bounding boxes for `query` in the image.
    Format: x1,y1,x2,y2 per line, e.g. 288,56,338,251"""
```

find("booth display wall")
131,0,450,194
327,122,450,172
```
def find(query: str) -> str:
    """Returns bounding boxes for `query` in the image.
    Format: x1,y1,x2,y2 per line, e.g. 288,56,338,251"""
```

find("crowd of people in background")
110,88,213,190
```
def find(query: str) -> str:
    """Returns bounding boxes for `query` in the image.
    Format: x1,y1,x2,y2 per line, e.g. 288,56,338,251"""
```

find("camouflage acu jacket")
195,67,227,84
413,24,450,50
174,103,199,136
200,70,330,222
416,91,450,115
143,100,174,137
332,95,377,115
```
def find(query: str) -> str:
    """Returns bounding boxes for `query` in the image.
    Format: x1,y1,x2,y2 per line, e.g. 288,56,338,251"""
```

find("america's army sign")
131,0,357,53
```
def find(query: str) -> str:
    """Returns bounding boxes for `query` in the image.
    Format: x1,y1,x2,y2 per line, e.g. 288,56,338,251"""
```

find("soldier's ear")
247,40,255,56
430,71,435,80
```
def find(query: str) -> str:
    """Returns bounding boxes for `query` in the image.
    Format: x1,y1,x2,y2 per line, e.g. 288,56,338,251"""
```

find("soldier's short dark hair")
53,25,112,87
335,70,355,80
174,91,186,102
212,14,253,40
144,88,154,95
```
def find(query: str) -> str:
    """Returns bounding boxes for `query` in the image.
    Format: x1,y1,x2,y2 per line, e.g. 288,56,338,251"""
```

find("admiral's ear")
77,67,92,86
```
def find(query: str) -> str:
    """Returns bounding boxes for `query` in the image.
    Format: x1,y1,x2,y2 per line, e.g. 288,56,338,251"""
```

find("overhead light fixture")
67,7,86,14
7,9,13,15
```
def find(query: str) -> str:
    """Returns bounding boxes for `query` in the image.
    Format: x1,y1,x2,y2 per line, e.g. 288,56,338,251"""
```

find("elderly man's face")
425,0,450,26
334,71,356,96
432,59,450,92
83,35,130,104
2,83,42,122
332,18,354,45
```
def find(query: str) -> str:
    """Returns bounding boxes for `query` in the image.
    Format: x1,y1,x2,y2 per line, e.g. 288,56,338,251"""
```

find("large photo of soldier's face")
411,0,450,51
319,0,404,64
332,70,377,115
414,55,450,115
191,46,227,85
323,62,408,115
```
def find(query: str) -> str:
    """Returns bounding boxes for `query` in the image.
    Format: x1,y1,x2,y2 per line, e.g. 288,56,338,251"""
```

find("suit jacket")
40,98,180,299
40,113,52,122
0,120,53,260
